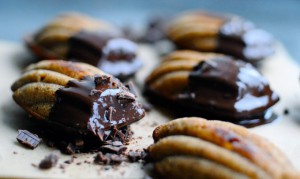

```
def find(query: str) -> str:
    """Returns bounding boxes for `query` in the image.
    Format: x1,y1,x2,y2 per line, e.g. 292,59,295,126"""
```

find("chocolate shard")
39,152,60,169
109,154,124,164
117,91,136,103
112,141,123,147
128,151,143,162
75,139,84,148
94,152,107,164
128,149,148,162
94,152,124,165
65,143,76,154
107,107,116,121
94,75,111,86
101,144,127,154
16,130,42,149
125,81,138,97
64,157,74,164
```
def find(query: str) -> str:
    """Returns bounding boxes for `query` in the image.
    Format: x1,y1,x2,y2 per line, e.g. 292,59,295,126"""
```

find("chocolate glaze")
185,57,279,121
68,31,142,80
68,31,115,66
49,75,145,143
217,17,274,63
145,56,279,127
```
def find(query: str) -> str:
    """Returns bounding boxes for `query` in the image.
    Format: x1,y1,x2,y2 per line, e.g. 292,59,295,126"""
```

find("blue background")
0,0,299,62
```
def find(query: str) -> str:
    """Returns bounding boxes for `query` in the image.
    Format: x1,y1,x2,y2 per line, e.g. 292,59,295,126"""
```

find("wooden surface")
0,41,300,178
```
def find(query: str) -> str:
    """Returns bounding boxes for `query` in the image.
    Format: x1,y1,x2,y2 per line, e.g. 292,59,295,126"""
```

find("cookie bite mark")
11,60,145,153
50,75,145,141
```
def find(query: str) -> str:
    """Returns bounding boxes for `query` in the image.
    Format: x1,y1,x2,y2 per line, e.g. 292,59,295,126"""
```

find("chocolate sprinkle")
16,130,42,149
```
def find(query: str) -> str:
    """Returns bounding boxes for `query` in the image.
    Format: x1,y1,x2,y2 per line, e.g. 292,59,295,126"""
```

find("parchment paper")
0,41,300,178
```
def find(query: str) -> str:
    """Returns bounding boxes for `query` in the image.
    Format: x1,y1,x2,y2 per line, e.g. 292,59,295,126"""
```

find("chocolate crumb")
13,151,18,154
16,130,42,149
31,163,37,168
39,152,60,169
125,81,138,97
94,76,111,86
65,143,76,154
94,152,106,164
59,164,66,169
64,157,74,164
283,109,289,115
127,149,148,163
109,154,124,164
76,162,81,165
107,107,116,121
46,141,55,148
128,151,143,162
84,160,91,164
101,144,127,154
75,139,84,148
112,141,123,147
117,130,126,143
117,91,136,103
94,152,125,165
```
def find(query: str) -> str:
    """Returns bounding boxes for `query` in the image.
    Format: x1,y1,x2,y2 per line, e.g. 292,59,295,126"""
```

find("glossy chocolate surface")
49,75,145,142
177,57,279,122
67,31,142,80
68,31,115,66
68,31,142,80
217,17,274,63
145,56,279,126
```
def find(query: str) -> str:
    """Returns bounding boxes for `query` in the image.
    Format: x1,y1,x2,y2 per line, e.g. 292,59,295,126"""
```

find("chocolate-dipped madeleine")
25,13,142,80
148,117,299,179
145,50,279,126
11,60,145,153
167,11,274,63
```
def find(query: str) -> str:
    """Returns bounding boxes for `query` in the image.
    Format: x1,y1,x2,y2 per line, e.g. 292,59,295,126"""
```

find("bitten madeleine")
148,117,299,179
25,12,142,80
11,60,145,153
167,11,274,63
145,50,279,126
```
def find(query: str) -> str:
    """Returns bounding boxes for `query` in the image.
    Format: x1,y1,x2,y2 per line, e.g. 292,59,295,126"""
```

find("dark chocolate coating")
145,56,279,126
180,57,279,120
217,17,274,63
68,31,114,66
68,31,142,80
49,75,145,142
